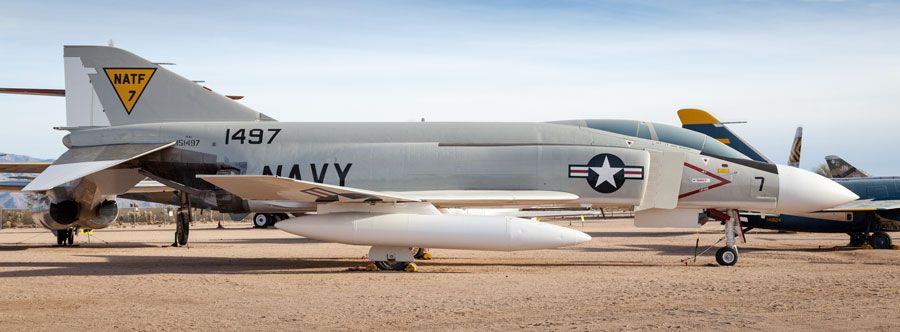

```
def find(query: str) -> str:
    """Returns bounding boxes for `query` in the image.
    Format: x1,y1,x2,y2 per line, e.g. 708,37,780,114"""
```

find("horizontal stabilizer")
23,143,174,192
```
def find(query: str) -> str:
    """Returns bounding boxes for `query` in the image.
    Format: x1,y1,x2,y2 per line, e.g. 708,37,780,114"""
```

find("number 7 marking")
754,177,765,191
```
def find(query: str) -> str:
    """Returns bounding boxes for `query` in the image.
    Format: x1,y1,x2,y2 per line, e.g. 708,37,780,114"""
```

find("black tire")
849,232,867,246
55,230,65,246
373,261,412,271
66,229,75,246
176,212,190,246
267,213,287,227
252,213,271,228
869,232,892,249
715,247,738,266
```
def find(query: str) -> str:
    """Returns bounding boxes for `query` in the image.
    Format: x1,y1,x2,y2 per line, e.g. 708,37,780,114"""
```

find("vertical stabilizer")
787,127,802,167
677,108,772,163
825,155,869,178
63,46,274,126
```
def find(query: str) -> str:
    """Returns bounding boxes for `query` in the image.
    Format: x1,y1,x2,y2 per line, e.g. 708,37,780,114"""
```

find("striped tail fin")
787,127,802,167
676,108,771,163
825,155,869,178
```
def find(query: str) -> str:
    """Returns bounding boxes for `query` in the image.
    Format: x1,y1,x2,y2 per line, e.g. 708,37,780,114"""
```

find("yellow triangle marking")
103,68,157,115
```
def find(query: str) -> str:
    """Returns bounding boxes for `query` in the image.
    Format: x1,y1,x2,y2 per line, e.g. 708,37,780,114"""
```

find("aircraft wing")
23,143,175,192
0,162,51,173
823,199,900,212
199,175,580,207
198,175,420,203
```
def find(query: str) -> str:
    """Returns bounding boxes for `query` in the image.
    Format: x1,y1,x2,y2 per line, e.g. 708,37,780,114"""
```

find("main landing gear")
849,231,893,249
848,213,894,249
367,246,423,272
54,228,75,246
173,192,192,247
252,213,289,228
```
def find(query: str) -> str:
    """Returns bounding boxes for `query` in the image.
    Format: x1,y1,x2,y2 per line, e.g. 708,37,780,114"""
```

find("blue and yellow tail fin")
677,108,772,163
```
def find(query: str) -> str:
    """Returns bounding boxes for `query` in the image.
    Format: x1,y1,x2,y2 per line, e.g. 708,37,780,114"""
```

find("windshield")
580,119,751,160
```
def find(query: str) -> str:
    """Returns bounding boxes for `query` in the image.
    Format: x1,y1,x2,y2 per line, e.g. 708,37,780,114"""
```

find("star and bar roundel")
569,153,644,193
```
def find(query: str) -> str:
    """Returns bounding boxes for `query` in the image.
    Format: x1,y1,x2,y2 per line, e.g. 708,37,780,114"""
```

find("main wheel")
715,247,738,266
373,261,414,271
869,232,892,249
849,232,867,246
175,212,190,246
66,229,75,246
252,213,271,228
55,230,65,246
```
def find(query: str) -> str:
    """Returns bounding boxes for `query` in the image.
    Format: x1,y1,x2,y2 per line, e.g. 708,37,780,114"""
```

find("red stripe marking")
678,162,732,199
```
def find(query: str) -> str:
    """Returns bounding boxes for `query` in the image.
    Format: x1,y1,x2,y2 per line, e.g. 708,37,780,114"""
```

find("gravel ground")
0,219,897,331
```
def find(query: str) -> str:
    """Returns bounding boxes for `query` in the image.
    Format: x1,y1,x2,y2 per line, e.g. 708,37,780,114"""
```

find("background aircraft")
677,109,898,249
826,155,869,178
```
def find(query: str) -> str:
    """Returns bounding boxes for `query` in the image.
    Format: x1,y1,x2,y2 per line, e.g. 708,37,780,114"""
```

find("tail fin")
676,109,771,163
63,45,274,126
787,127,802,167
825,155,869,178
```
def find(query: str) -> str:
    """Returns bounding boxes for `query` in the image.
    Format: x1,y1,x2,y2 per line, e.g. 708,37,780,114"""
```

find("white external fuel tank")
276,212,591,251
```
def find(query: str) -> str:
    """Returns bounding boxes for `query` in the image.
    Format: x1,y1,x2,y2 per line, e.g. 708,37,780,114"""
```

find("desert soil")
0,219,898,331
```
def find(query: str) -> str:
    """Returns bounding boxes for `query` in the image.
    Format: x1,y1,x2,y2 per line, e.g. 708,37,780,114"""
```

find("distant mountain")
1,152,167,209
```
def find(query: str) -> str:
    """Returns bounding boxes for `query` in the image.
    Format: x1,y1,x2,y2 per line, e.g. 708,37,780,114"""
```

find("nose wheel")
715,209,742,266
715,247,738,266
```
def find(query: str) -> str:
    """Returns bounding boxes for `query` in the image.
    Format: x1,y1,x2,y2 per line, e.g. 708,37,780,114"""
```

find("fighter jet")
0,46,857,269
677,109,897,249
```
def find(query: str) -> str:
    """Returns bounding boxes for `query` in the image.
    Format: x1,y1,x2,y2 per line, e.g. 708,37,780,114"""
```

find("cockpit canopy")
553,119,750,160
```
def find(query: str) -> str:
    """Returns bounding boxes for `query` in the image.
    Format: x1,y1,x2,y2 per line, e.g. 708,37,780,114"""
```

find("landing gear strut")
716,210,741,266
173,191,192,247
55,228,75,246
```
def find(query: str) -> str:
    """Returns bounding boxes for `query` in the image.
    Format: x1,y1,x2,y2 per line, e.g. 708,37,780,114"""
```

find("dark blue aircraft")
678,109,898,249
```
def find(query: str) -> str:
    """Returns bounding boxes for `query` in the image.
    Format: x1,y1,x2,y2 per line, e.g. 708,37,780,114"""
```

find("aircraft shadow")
570,243,866,256
0,255,359,278
586,231,713,238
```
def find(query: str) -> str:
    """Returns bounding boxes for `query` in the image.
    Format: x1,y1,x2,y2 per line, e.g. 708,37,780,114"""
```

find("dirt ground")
0,219,898,331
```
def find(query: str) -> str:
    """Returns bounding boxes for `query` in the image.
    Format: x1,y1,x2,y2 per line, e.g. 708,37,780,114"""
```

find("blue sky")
1,0,899,174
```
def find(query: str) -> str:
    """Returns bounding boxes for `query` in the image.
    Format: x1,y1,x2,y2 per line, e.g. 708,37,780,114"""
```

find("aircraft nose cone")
775,165,859,213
